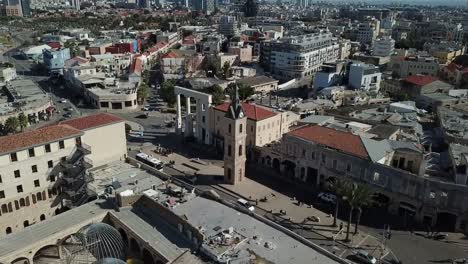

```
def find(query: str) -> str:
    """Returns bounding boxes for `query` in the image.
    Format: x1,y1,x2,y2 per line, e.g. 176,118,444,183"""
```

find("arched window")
32,194,36,204
19,198,25,207
239,124,243,133
25,197,30,206
228,124,232,134
42,191,46,200
6,227,11,234
8,202,12,212
239,145,243,156
1,204,7,214
37,192,42,201
14,200,19,210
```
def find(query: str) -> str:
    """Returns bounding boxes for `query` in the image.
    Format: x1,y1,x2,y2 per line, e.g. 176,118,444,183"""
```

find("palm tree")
18,113,28,131
343,183,374,241
353,185,374,235
4,116,19,134
328,178,348,227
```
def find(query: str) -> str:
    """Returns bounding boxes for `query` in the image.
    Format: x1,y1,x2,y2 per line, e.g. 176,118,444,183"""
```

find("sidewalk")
217,178,388,257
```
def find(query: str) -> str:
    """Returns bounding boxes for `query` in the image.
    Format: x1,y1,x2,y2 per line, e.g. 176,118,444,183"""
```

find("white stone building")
372,36,395,57
262,31,340,80
349,62,382,92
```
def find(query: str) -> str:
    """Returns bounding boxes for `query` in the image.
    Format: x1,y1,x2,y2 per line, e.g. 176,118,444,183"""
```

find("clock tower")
224,85,247,185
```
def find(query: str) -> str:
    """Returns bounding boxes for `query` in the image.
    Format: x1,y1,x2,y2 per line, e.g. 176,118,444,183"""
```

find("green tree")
64,40,80,57
201,55,221,76
203,85,225,105
342,182,374,241
222,61,231,79
18,112,28,131
4,116,19,134
160,80,176,107
137,82,150,103
328,178,348,227
226,83,255,100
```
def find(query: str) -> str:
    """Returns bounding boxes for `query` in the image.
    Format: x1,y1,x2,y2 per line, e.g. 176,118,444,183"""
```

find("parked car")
63,113,72,118
142,105,150,111
353,250,377,264
317,192,337,204
59,98,67,103
237,198,255,212
63,107,73,112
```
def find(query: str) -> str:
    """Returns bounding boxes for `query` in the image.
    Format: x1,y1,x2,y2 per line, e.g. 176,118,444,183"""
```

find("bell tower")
223,85,247,185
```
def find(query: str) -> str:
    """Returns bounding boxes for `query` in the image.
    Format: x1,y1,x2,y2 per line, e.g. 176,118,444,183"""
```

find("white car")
353,250,377,264
59,98,67,103
237,198,255,212
317,192,337,204
142,105,150,111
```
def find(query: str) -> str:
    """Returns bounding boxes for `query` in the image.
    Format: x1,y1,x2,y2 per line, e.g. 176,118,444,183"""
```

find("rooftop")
288,125,370,159
0,79,51,116
58,113,124,131
173,196,341,264
0,124,82,155
237,75,278,87
214,102,277,121
404,75,438,86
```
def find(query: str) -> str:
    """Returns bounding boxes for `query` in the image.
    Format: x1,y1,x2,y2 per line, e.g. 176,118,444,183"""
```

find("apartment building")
260,31,340,80
391,55,440,78
357,19,380,45
348,62,382,92
0,113,127,237
372,36,395,57
424,41,466,64
219,15,239,37
42,48,71,75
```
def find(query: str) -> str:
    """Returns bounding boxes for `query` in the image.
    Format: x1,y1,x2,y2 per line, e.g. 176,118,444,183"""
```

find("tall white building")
372,36,395,57
349,62,382,93
261,31,340,80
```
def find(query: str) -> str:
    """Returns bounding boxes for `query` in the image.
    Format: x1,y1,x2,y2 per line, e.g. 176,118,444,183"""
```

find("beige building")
237,75,279,94
210,102,299,149
0,113,127,237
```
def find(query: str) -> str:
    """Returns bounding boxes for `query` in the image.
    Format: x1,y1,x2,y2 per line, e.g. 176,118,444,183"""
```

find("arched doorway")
119,228,128,246
436,212,458,232
282,160,296,179
6,227,12,234
11,257,29,264
23,220,29,228
130,238,140,255
142,249,154,264
40,214,46,221
33,245,60,262
272,158,280,172
54,208,60,215
398,202,417,229
265,156,271,166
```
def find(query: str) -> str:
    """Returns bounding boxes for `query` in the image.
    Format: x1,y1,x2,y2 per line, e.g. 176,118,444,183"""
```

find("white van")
237,198,255,212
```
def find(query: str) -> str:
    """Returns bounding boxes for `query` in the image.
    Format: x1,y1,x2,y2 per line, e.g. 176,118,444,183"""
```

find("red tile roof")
47,41,62,49
162,51,183,59
130,57,143,74
147,42,167,53
214,102,277,121
404,75,438,86
58,113,124,131
288,125,369,159
0,125,82,155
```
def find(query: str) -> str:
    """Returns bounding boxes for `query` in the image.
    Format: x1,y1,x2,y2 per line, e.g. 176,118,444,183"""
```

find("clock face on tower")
239,111,244,118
